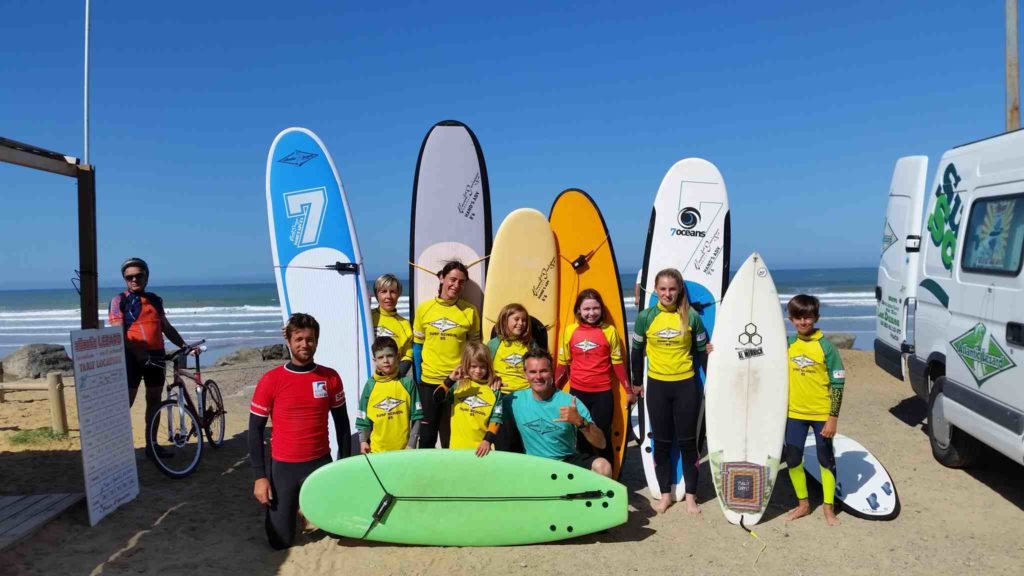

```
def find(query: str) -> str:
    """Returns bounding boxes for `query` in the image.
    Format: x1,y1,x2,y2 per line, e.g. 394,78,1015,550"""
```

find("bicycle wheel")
149,399,203,479
201,380,226,448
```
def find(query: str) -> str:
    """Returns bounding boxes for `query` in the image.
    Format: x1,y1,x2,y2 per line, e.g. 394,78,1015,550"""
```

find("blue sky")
0,1,1014,289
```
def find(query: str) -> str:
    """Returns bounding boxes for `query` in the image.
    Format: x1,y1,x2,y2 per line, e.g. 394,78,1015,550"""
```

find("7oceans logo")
671,207,705,237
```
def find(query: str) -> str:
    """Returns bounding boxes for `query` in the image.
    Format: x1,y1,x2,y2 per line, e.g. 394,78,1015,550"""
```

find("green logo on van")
951,322,1015,385
927,163,963,271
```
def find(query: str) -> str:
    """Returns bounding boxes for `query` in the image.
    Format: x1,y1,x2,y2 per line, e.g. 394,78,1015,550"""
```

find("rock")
215,347,264,366
825,332,856,350
260,344,289,361
1,344,74,379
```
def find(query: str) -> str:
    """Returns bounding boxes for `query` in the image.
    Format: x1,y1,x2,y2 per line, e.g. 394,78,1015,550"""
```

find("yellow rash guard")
787,330,845,420
488,338,531,392
631,304,707,382
355,373,422,452
372,307,413,362
446,379,503,449
413,297,481,385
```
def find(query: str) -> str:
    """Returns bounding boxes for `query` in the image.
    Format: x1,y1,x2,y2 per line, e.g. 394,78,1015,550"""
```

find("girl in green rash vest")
412,260,482,449
630,268,710,515
371,274,414,378
488,303,538,452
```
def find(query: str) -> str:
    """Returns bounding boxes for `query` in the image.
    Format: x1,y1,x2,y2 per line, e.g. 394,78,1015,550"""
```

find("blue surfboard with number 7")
266,127,373,456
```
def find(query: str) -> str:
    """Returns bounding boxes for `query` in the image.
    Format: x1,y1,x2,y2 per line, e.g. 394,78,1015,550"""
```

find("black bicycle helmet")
120,257,150,276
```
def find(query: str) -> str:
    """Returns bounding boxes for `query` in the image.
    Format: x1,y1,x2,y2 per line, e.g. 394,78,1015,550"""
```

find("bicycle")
147,340,227,479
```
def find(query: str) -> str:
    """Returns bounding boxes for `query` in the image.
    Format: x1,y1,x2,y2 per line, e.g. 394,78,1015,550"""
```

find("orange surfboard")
549,189,630,479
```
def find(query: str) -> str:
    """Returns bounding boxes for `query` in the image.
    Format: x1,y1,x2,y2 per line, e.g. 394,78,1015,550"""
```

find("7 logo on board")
284,187,328,248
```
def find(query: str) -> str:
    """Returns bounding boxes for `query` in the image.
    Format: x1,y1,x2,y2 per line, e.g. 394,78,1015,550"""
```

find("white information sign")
70,327,139,526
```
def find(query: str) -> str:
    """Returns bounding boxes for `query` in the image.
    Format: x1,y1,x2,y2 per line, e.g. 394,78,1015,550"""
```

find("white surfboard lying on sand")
803,432,900,520
705,252,788,526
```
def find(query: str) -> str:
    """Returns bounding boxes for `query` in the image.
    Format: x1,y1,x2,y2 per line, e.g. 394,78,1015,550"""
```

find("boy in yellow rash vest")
784,294,845,526
357,337,423,454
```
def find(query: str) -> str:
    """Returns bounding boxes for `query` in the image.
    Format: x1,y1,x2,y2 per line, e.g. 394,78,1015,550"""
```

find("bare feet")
653,493,673,514
823,504,841,526
785,500,812,522
684,494,702,516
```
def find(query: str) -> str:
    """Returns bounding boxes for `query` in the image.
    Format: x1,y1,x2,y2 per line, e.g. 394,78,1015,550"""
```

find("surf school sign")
71,327,139,526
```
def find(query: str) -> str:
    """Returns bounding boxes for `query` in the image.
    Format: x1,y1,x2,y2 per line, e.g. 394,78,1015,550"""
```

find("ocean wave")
0,304,282,320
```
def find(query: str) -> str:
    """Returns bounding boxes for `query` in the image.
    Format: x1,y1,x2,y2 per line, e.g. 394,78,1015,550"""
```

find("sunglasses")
124,274,147,282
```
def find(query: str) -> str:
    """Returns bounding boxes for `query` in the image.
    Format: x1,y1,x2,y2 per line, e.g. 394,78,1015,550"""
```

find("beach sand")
1,350,1022,575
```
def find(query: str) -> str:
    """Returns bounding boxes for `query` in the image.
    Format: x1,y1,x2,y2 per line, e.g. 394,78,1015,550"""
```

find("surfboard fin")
373,493,396,521
563,490,608,500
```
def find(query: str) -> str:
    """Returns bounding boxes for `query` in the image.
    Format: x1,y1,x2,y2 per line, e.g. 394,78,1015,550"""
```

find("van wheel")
927,376,979,468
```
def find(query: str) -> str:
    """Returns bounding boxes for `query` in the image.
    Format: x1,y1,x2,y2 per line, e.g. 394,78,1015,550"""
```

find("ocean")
0,267,877,365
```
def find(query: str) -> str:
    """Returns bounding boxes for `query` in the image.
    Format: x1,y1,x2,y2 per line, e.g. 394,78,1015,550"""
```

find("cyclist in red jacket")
108,257,185,459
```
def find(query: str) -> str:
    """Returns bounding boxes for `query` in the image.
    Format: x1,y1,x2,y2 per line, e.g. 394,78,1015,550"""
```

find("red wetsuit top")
557,322,630,393
250,364,345,463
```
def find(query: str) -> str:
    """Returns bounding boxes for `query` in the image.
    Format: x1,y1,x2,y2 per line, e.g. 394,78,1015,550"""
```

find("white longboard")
705,252,787,526
266,128,374,457
633,158,731,500
803,432,900,520
409,120,491,317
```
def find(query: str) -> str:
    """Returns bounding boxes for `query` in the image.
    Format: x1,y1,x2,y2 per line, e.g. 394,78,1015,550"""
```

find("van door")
875,156,929,380
946,185,1024,460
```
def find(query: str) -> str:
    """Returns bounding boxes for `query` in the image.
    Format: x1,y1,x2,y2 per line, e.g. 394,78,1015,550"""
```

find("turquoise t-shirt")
509,389,593,460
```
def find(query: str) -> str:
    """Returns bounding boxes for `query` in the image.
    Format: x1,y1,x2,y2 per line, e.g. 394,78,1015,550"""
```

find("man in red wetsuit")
107,257,186,459
249,313,351,549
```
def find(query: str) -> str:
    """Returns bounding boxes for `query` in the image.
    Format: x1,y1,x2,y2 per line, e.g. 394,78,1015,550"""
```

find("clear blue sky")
0,1,1013,289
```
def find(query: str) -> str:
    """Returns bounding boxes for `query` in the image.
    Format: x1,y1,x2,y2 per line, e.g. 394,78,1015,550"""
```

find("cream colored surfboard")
482,208,558,357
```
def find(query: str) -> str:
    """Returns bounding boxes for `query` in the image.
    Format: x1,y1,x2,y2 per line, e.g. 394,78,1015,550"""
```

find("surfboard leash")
409,261,438,276
739,517,768,568
272,262,362,275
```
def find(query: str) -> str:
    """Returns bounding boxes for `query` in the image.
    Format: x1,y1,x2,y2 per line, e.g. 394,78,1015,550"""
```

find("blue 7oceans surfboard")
633,158,731,501
266,127,373,456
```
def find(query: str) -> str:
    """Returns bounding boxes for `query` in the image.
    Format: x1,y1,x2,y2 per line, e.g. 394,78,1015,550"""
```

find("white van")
875,130,1024,468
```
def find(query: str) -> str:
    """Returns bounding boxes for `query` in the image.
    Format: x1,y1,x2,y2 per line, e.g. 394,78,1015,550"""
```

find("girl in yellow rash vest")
412,260,482,448
435,342,503,457
487,303,538,453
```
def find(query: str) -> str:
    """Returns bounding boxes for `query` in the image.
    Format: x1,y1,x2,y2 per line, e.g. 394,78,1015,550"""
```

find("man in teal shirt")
509,349,612,477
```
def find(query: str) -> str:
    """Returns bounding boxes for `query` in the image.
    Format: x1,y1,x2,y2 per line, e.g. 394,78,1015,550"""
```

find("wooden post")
0,362,5,403
1009,0,1020,131
77,165,99,329
47,372,68,436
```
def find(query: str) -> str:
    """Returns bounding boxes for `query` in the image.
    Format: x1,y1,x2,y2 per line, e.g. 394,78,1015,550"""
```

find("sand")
1,350,1022,576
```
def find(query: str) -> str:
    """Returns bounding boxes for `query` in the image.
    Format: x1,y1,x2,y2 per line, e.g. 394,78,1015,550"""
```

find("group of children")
356,270,631,464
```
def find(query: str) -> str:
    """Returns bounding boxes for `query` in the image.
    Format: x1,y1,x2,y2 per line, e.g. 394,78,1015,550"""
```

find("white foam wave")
0,304,282,321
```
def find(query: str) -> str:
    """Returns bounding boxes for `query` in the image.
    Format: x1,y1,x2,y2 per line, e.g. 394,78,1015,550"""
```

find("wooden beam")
77,166,99,329
0,137,79,178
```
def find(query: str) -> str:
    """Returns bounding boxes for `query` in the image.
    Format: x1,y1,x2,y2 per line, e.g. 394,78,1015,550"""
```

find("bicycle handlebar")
165,340,207,362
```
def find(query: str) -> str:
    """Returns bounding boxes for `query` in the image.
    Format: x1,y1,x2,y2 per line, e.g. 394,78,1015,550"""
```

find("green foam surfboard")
299,450,627,546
